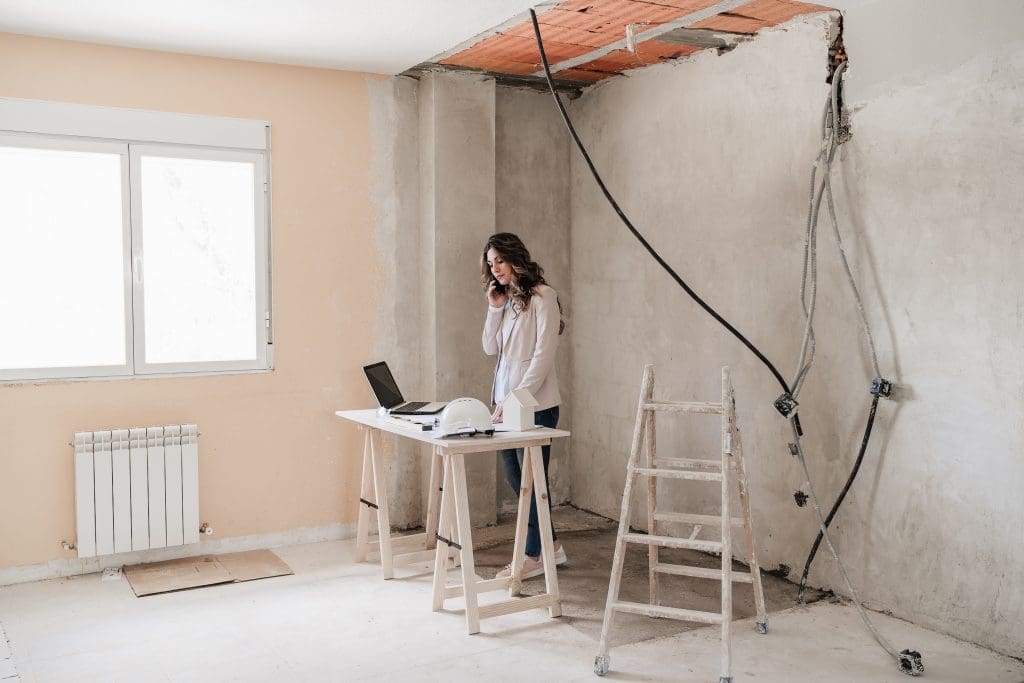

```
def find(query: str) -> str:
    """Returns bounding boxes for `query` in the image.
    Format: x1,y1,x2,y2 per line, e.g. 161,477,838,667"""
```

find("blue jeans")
498,406,559,558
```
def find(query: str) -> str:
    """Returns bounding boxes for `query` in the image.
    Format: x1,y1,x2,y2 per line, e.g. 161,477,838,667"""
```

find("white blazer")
482,283,562,411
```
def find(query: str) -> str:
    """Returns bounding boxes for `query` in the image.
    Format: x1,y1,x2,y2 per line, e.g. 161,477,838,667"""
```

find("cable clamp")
788,443,799,457
898,649,923,676
774,393,799,418
870,377,892,397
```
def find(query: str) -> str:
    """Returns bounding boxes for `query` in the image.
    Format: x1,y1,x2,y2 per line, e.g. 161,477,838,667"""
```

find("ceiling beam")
656,27,744,50
531,0,752,76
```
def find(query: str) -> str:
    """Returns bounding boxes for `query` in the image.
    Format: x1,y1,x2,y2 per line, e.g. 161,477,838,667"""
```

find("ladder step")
654,512,744,527
643,401,723,414
623,533,722,553
653,563,753,583
613,600,723,624
652,457,722,471
634,467,722,482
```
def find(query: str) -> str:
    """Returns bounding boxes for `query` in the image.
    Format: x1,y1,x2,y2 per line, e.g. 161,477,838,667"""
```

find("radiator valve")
199,522,213,535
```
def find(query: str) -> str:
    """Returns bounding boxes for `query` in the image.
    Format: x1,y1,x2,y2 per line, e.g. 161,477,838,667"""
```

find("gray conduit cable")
792,69,843,396
797,392,879,602
782,65,920,674
796,61,889,598
789,419,921,676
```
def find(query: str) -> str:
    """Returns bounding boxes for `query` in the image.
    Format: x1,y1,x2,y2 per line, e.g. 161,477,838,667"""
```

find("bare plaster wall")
566,7,1024,657
367,74,423,527
0,33,379,569
494,86,572,513
816,0,1024,658
374,77,574,527
418,71,500,524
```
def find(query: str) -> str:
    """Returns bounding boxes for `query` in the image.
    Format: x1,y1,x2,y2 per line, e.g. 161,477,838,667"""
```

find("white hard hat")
437,398,494,437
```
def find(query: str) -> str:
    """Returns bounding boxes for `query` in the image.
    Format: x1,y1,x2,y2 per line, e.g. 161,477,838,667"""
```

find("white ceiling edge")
0,0,542,75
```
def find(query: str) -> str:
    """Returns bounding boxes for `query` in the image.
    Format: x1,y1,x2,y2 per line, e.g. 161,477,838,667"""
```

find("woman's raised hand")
487,281,508,309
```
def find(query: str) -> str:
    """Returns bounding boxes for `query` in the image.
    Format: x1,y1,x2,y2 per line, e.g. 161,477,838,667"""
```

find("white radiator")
74,424,199,558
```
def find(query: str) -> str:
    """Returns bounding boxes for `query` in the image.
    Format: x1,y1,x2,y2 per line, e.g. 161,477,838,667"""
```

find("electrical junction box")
504,388,539,432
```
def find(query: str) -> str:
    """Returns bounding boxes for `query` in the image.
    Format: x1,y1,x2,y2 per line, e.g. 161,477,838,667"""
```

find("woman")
481,232,567,579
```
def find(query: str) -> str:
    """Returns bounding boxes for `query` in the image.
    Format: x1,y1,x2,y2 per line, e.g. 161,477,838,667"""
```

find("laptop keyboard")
399,401,428,411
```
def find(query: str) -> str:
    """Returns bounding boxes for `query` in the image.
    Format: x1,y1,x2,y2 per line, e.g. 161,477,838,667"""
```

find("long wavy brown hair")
481,232,564,334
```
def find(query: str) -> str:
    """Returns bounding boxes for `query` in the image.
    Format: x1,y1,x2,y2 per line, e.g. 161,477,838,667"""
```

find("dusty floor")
473,507,829,648
0,508,1021,682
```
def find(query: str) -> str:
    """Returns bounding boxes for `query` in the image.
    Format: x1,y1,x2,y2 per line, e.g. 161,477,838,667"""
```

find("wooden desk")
335,409,570,634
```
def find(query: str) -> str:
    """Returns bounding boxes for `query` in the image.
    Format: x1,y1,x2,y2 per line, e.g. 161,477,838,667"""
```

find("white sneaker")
495,545,567,580
497,555,544,580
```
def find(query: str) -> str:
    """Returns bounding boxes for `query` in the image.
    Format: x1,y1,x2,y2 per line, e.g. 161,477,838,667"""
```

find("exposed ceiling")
426,0,833,88
0,0,833,86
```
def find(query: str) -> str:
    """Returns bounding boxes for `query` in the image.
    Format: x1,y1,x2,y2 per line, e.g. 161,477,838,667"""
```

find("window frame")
0,98,273,383
129,143,270,376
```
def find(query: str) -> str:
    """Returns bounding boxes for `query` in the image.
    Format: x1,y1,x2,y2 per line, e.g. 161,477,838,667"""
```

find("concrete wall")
0,34,380,571
367,74,423,525
494,85,573,513
565,6,1024,657
820,0,1024,658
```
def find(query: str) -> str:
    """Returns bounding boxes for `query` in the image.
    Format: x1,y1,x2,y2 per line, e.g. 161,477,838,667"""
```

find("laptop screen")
363,362,405,409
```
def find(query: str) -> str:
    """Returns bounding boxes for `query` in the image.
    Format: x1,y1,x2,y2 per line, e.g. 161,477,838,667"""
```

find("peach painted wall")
0,33,380,569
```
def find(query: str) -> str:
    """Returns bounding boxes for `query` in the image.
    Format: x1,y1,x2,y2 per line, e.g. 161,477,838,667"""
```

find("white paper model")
504,388,539,431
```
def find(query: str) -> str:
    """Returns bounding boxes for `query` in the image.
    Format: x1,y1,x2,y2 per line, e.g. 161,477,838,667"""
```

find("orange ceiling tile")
495,35,595,63
571,39,700,71
552,67,621,82
504,21,613,49
435,0,837,84
633,0,741,11
575,48,646,71
689,12,767,33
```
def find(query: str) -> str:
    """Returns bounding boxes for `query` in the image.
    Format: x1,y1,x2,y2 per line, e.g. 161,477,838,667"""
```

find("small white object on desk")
503,388,539,431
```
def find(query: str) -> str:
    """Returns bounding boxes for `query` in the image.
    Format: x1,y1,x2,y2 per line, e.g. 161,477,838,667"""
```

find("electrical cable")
797,393,878,601
527,9,793,400
789,418,921,676
528,11,921,675
790,61,889,595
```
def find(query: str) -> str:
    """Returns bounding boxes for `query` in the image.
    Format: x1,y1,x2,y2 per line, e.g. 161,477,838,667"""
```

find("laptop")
363,361,446,415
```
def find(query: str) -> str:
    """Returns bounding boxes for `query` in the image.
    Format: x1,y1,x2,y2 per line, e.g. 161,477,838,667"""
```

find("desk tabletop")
335,409,570,453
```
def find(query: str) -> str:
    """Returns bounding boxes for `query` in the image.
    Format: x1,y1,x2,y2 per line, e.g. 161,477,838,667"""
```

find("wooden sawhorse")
336,409,570,634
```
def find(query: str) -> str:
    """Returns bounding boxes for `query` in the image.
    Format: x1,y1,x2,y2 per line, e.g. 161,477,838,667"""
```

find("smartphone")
490,277,506,295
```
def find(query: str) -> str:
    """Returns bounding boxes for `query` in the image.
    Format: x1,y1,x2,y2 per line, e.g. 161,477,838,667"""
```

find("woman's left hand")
491,402,503,424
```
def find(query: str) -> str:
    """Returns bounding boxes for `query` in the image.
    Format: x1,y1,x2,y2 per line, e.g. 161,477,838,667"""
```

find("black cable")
797,392,880,600
528,9,792,398
530,13,919,675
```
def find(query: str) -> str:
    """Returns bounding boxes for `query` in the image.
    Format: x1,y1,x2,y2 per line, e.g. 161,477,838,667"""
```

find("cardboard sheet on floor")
123,550,292,597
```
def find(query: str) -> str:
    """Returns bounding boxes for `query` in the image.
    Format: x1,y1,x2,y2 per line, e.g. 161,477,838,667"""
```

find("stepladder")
594,365,767,683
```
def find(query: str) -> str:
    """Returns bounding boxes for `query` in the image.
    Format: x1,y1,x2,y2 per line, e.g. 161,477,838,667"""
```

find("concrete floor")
1,509,1021,682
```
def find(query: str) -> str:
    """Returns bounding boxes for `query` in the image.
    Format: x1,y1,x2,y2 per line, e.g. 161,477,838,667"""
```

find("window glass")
0,144,126,370
139,155,258,364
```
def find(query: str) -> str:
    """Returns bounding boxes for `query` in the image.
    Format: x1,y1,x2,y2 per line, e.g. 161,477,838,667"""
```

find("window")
0,98,271,381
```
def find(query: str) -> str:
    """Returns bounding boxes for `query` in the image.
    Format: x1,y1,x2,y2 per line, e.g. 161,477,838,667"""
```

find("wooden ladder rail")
594,365,768,682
